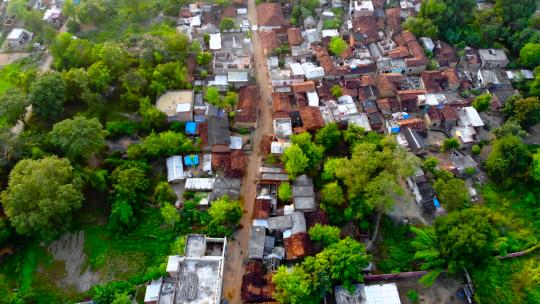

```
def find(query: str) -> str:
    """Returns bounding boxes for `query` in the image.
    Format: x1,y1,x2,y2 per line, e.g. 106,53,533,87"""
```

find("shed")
270,141,292,154
249,226,266,259
166,156,185,182
209,33,222,50
144,283,162,304
292,175,316,212
290,212,307,235
267,215,293,230
203,154,212,173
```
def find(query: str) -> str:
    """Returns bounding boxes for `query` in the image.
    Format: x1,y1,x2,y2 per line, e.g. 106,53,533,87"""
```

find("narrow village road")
221,0,273,302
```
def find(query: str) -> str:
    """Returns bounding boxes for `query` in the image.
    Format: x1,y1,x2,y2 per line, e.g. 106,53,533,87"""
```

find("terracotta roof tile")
235,85,260,124
352,16,378,44
435,41,458,67
299,106,325,131
272,93,292,117
259,30,281,51
241,272,275,303
287,27,303,46
284,232,312,260
439,106,459,120
385,8,401,33
253,198,271,219
292,81,316,93
257,3,287,27
221,7,237,19
399,118,425,132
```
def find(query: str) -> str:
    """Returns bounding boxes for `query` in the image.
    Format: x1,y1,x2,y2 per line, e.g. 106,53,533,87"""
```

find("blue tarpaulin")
185,121,197,135
433,197,440,208
184,155,199,166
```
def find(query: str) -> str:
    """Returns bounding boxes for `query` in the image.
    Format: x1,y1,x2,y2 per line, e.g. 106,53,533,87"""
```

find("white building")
6,28,33,49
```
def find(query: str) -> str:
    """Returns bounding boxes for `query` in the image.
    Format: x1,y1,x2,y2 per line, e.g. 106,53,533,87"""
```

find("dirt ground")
0,52,32,66
220,0,274,302
396,274,467,304
47,231,101,292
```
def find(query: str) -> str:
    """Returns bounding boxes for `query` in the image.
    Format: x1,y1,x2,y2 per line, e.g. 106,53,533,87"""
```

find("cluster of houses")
2,0,65,50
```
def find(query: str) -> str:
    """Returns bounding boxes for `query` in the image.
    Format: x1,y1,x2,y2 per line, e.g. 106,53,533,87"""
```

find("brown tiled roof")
435,41,458,67
299,106,324,131
284,232,312,260
257,3,287,27
261,135,273,156
341,47,354,60
342,87,358,98
199,122,208,146
272,93,291,117
398,89,426,100
388,45,409,59
426,106,442,121
421,69,460,92
440,106,459,120
372,0,384,9
241,272,276,303
212,151,230,172
377,97,400,114
287,27,303,46
221,7,237,19
375,73,403,95
403,31,427,68
253,198,271,219
399,118,425,132
352,16,378,43
235,85,260,124
229,150,247,178
442,69,460,88
259,30,280,51
361,74,376,86
245,261,265,274
292,81,316,93
294,92,308,107
316,83,333,101
385,8,401,33
180,8,192,18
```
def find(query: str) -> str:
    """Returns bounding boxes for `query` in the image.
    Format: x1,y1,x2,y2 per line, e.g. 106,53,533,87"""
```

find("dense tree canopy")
29,72,67,120
0,88,29,127
308,224,341,246
49,116,107,161
315,123,341,152
433,176,470,212
0,156,83,239
486,135,530,180
328,37,348,56
206,195,243,237
282,144,309,178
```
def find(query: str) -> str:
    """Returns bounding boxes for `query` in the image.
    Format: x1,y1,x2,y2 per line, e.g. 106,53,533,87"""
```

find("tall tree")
433,177,470,212
328,37,348,56
206,195,243,237
0,156,83,239
315,123,341,152
272,265,320,304
49,116,107,161
282,144,309,178
0,88,29,127
29,72,66,121
486,135,530,180
308,224,341,246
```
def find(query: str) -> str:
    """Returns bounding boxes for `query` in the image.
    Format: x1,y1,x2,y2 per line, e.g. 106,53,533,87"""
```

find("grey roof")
293,175,313,187
267,215,293,230
292,185,314,197
209,177,241,202
290,212,307,235
403,127,426,152
207,117,231,146
479,49,508,62
293,196,316,212
249,226,266,259
261,173,289,181
264,236,275,256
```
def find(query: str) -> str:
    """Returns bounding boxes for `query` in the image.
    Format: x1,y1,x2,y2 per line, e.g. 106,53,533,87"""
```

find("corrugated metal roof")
166,156,185,182
185,178,215,191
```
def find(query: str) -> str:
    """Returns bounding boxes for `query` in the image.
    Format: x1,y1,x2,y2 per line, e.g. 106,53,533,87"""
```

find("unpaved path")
221,0,273,302
0,52,32,66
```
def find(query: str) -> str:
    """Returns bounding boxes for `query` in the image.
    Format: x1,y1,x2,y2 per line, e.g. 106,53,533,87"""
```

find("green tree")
321,182,345,206
486,135,530,180
278,182,292,202
196,51,213,66
111,293,131,304
422,156,439,173
49,116,106,161
492,119,527,138
433,177,470,212
472,93,491,112
328,36,348,56
282,144,309,178
87,61,113,92
206,195,243,237
412,208,496,284
503,96,540,128
223,91,238,111
120,69,147,94
403,17,439,38
127,131,194,159
342,124,365,146
531,149,540,182
29,72,66,121
331,85,343,98
220,17,235,31
93,42,132,77
204,86,222,106
303,237,370,291
62,68,90,102
111,166,150,205
161,204,180,228
139,97,166,132
0,88,29,127
78,0,107,24
0,156,83,239
291,132,324,170
272,265,320,304
471,144,481,155
315,123,341,152
154,182,177,205
519,43,540,68
308,224,341,246
442,137,460,151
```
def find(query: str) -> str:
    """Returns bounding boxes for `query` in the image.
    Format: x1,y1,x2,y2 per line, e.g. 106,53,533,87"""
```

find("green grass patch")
376,217,417,273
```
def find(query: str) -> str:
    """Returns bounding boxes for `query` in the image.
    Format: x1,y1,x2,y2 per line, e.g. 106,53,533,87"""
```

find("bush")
66,20,81,33
472,144,481,155
106,120,138,138
278,182,292,202
407,289,419,304
472,93,491,112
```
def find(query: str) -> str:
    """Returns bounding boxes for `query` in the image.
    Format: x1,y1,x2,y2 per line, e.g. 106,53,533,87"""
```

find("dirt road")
221,0,273,302
0,52,33,66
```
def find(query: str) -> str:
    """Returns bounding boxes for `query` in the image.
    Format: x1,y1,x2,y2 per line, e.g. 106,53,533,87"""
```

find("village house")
256,3,287,30
155,90,194,122
5,28,33,50
478,49,509,69
234,85,260,129
334,283,402,304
